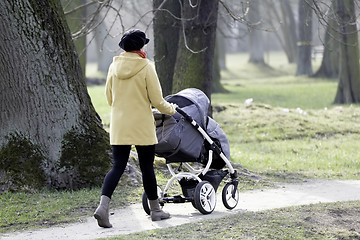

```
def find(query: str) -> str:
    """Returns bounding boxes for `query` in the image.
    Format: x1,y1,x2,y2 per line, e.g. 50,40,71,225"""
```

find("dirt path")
2,179,360,240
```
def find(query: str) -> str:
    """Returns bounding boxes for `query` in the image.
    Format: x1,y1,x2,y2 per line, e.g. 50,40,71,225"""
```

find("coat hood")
112,52,149,79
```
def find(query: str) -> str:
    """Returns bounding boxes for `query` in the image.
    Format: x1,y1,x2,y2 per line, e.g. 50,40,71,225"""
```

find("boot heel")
94,213,101,221
151,214,162,221
149,199,171,221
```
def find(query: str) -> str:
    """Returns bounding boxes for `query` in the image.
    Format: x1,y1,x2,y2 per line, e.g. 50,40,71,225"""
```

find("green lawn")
107,201,360,240
2,52,359,236
87,52,360,180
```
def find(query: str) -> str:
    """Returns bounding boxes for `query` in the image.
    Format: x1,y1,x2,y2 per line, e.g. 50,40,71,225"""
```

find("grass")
106,201,360,240
88,52,360,180
0,185,142,233
2,52,360,237
216,53,337,109
213,104,360,179
214,78,338,109
87,84,110,130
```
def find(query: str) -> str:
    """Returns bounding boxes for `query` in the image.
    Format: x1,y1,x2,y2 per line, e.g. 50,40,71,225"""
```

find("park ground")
1,52,360,239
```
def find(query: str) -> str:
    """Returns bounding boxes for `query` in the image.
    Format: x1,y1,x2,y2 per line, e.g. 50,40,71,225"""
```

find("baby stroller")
142,88,239,215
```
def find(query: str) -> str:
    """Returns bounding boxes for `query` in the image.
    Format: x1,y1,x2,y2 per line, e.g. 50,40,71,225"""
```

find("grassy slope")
1,52,360,238
108,201,360,240
102,53,360,239
104,52,359,239
211,53,360,180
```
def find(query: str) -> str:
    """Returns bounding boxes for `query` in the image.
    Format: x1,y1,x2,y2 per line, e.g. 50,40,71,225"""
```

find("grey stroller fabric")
154,88,230,168
206,117,230,159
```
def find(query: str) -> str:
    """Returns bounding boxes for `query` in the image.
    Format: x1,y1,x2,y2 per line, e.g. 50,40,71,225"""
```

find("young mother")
94,29,177,228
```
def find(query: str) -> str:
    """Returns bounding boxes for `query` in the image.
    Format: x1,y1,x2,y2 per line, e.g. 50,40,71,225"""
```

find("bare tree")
172,0,220,98
265,0,298,63
313,1,339,78
333,0,360,103
0,0,111,191
296,0,313,76
62,0,88,77
153,0,181,96
280,0,298,63
247,0,265,64
212,32,229,93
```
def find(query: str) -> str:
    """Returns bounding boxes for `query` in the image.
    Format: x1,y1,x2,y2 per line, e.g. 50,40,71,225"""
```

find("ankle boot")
94,195,112,228
149,199,170,221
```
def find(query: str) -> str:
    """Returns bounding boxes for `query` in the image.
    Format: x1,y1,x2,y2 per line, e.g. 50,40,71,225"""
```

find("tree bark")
0,0,111,191
212,34,228,93
153,0,181,96
333,0,360,103
313,3,339,79
217,28,227,71
94,13,114,73
247,0,265,64
172,0,219,99
296,0,313,76
265,0,297,64
280,0,297,63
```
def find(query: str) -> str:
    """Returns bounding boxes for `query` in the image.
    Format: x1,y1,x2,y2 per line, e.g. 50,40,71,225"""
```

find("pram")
142,88,239,215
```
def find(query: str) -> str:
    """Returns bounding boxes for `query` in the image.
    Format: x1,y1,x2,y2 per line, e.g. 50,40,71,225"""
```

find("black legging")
102,145,158,200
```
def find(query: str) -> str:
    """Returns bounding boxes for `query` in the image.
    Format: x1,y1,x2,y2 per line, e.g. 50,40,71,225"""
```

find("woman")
94,29,177,228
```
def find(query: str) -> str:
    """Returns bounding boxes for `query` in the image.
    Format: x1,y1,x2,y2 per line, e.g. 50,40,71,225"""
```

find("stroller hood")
154,88,230,166
206,117,230,160
165,88,210,128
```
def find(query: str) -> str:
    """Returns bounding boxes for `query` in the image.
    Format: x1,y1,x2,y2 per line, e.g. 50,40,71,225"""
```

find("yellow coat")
105,52,176,145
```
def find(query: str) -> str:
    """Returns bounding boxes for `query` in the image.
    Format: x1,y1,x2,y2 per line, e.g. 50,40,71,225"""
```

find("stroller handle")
176,107,193,123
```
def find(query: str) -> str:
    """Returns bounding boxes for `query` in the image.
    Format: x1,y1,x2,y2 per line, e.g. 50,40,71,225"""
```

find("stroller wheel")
222,182,239,210
191,200,197,209
142,186,163,215
194,181,216,214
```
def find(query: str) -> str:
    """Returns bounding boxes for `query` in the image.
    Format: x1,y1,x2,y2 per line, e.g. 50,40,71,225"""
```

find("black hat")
119,30,150,51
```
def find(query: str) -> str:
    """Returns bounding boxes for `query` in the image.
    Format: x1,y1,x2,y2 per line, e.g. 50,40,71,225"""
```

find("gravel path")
1,179,360,240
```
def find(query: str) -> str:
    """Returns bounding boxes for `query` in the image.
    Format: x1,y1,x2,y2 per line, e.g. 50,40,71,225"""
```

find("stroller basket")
179,177,198,197
179,169,228,197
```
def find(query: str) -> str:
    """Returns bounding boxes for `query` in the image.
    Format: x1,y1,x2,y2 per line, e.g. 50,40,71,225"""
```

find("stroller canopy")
154,88,230,167
165,88,210,129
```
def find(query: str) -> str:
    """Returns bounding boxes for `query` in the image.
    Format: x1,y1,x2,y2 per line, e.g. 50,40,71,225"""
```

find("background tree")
0,0,111,191
265,0,298,63
212,33,229,93
247,0,265,65
62,0,87,77
212,12,228,93
313,2,339,78
172,0,220,98
153,0,181,96
279,0,298,63
296,0,313,76
333,0,360,103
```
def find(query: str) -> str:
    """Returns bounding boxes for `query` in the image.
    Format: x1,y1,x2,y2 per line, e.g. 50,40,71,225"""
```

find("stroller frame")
142,108,239,215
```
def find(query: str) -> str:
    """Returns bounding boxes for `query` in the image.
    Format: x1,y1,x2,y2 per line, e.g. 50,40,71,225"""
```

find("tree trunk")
153,0,181,96
313,3,340,79
266,0,297,64
296,0,313,76
280,0,297,63
0,0,111,191
248,0,265,64
333,0,360,103
172,0,219,99
62,0,87,78
95,15,115,73
212,34,228,93
217,29,227,71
